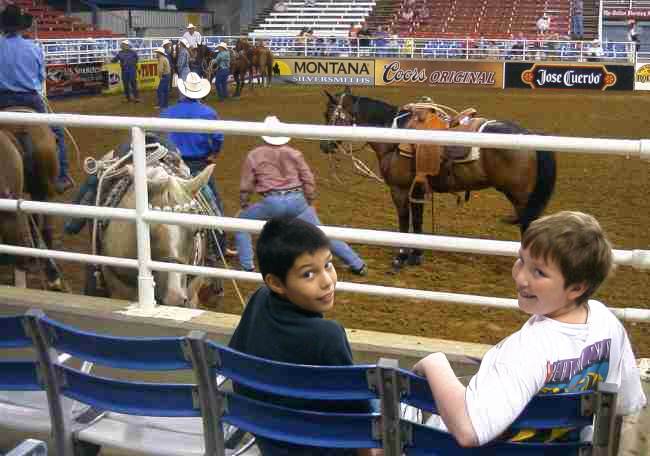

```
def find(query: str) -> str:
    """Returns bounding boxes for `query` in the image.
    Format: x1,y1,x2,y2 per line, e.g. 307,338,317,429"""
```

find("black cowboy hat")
1,5,33,32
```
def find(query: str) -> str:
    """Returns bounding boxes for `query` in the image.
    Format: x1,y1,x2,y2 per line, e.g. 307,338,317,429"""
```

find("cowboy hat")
162,39,172,46
153,47,166,55
261,116,291,146
186,23,196,28
179,37,189,47
121,39,130,46
0,5,33,32
177,72,211,99
216,42,229,49
411,95,437,110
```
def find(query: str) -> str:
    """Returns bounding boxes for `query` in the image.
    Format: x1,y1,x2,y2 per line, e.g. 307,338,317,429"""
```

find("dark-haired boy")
414,211,646,447
229,217,374,456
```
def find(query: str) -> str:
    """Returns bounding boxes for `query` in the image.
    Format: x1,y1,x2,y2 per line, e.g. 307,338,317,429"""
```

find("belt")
262,187,303,198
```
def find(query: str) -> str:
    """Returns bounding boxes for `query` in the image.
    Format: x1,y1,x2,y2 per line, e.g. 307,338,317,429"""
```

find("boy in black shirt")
229,217,374,456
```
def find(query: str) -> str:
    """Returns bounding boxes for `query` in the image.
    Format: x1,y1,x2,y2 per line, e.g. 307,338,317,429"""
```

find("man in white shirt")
182,23,202,48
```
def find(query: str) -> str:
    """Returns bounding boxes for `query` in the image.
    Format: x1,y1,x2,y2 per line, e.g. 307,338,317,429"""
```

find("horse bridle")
329,92,360,127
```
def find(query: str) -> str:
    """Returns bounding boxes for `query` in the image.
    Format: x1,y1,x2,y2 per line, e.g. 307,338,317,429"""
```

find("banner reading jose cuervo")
374,59,504,89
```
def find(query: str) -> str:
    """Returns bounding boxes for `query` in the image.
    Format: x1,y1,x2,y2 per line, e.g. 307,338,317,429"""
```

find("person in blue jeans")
236,115,367,275
111,40,139,103
0,5,73,193
210,42,230,101
154,47,170,109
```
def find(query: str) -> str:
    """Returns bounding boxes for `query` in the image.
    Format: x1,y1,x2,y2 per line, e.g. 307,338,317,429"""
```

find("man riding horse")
0,5,74,193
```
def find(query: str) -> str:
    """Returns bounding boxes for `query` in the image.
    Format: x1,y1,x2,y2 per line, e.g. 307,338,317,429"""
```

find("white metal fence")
0,111,649,322
38,35,636,66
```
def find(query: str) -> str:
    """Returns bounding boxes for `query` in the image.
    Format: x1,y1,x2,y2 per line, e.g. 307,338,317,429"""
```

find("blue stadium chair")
4,439,47,456
21,310,232,456
0,316,58,452
387,366,619,455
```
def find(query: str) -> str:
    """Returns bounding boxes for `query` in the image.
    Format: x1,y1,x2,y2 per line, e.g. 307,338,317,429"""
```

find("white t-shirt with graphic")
464,300,647,445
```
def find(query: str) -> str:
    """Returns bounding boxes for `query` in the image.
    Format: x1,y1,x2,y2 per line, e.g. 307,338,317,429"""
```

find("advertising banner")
272,58,375,85
46,62,107,98
634,62,650,90
603,8,650,19
102,60,160,94
504,62,634,91
374,59,504,89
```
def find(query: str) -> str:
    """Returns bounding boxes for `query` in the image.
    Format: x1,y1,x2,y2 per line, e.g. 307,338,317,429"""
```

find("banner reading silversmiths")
272,58,375,85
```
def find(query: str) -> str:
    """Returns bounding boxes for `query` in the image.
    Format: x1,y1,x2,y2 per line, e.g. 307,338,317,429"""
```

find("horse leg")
390,187,411,272
40,215,65,291
14,269,27,288
408,195,425,266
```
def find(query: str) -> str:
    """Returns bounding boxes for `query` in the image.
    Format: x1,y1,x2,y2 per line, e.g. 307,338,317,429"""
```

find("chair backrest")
22,310,218,456
0,315,40,392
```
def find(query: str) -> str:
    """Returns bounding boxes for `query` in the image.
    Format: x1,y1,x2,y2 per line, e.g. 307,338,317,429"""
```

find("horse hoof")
407,254,423,266
47,278,67,292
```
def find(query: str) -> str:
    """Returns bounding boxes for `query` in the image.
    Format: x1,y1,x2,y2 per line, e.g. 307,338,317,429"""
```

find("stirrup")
408,179,429,204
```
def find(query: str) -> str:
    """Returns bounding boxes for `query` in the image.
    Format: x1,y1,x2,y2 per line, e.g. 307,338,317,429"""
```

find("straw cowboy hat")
0,5,33,32
186,23,196,29
179,37,189,48
121,39,130,47
177,72,211,99
216,42,229,50
161,39,172,46
153,47,166,55
411,95,437,110
261,116,291,146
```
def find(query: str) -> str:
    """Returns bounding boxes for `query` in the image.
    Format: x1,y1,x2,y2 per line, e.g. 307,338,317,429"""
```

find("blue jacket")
160,100,224,159
0,34,44,93
112,49,139,74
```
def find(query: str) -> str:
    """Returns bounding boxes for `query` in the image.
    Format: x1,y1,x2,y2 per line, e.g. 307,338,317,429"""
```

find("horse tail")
519,149,556,233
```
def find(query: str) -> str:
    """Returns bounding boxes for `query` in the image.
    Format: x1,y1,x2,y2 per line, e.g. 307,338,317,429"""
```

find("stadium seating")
251,0,377,36
0,310,622,456
14,0,121,39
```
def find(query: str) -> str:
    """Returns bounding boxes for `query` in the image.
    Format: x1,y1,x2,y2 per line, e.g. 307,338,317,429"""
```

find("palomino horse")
96,163,220,307
0,108,64,289
321,88,557,271
252,43,274,88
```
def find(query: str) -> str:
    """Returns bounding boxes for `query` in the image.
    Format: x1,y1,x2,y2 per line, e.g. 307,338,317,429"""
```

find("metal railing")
0,111,648,321
37,35,636,66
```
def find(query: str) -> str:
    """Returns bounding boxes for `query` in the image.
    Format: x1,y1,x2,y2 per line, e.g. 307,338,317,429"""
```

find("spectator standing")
536,13,550,36
571,0,584,39
176,37,191,81
235,115,367,276
154,47,170,109
357,22,371,54
209,42,230,101
628,19,640,53
112,40,140,103
374,25,389,56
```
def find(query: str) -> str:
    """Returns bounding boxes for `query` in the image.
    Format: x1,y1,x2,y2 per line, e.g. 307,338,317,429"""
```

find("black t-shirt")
228,286,369,456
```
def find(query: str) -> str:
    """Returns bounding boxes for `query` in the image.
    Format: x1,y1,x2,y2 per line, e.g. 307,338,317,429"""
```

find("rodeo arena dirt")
1,22,650,456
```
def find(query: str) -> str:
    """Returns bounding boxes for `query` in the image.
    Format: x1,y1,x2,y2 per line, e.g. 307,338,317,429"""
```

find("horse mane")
351,95,399,127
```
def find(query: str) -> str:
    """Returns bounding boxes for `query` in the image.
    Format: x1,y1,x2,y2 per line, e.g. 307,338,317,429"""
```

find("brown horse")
252,43,274,88
0,108,64,288
320,88,557,271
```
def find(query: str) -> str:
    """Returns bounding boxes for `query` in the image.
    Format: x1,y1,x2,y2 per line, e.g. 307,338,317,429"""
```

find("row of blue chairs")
1,310,619,456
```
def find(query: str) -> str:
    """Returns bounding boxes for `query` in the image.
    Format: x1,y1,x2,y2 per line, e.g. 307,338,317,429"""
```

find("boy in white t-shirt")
413,211,647,447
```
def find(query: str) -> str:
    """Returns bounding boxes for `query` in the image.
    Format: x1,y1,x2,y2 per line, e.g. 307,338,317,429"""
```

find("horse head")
104,164,214,307
320,87,356,154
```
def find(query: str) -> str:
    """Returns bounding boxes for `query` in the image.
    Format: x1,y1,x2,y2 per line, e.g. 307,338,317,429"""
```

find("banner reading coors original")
374,60,504,88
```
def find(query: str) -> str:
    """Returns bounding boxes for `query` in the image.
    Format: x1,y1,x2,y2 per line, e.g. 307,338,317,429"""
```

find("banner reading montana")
375,59,504,88
273,58,374,85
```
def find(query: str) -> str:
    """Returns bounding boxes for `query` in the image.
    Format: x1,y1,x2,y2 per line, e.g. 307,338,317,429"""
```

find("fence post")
131,126,156,311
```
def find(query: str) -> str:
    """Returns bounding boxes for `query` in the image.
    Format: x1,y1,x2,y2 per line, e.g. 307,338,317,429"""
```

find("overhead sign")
374,59,504,88
272,58,374,85
505,62,634,91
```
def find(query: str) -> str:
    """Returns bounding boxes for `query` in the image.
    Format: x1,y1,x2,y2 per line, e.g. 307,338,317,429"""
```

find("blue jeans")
572,15,584,37
185,158,223,216
215,68,229,100
121,69,138,100
157,74,170,108
0,90,68,177
235,192,364,271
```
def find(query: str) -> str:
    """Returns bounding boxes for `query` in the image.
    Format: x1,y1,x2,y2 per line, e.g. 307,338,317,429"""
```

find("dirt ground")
2,84,649,357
